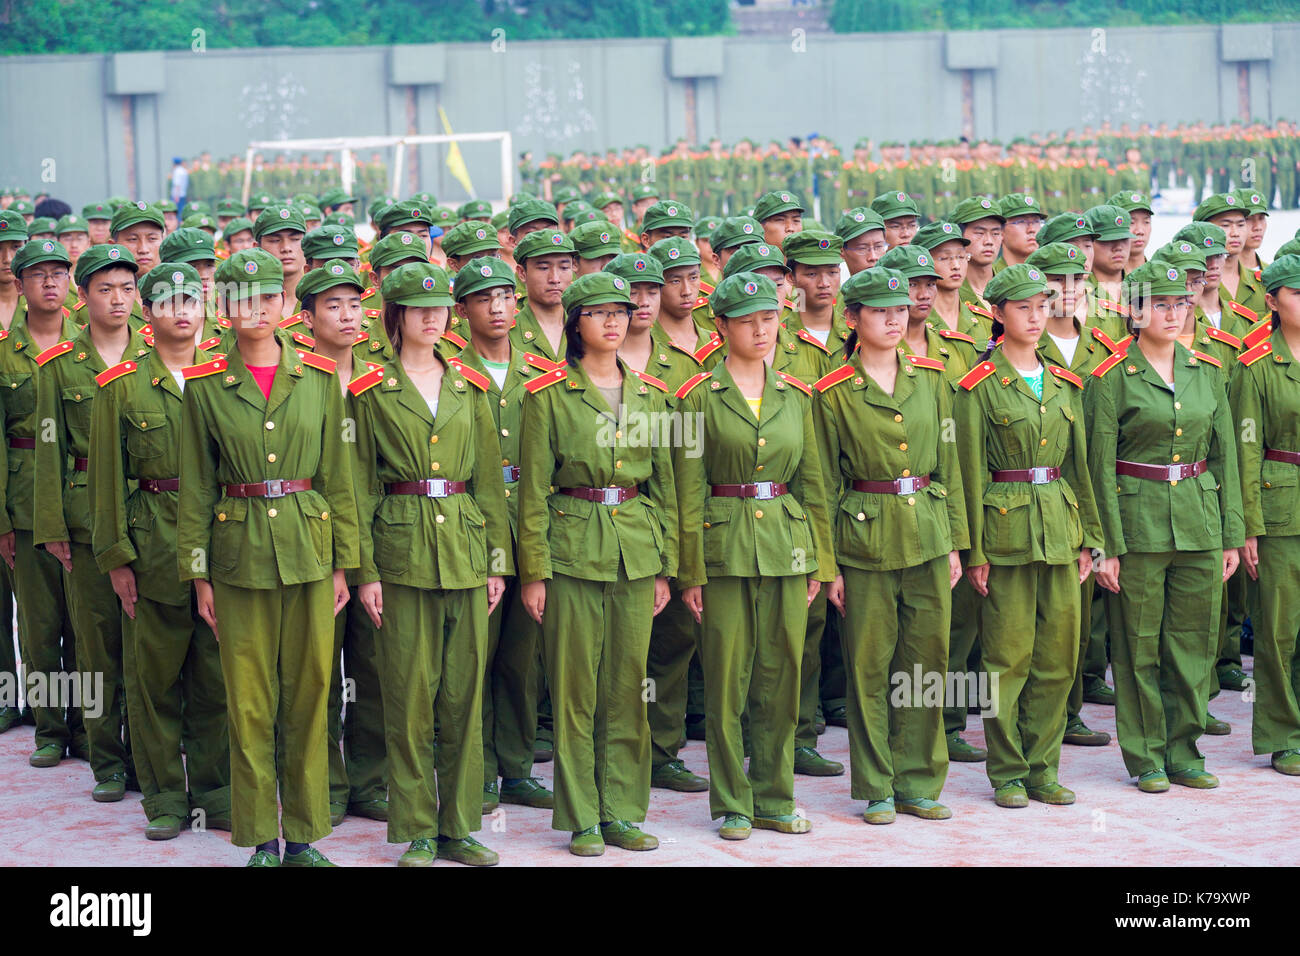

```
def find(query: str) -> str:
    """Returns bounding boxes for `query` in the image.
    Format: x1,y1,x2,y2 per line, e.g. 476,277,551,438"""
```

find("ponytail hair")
383,301,406,353
1272,308,1281,332
563,304,585,366
978,308,1004,362
842,303,860,360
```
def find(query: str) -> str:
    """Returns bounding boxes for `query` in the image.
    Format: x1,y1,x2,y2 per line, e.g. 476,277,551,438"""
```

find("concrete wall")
2,23,1298,208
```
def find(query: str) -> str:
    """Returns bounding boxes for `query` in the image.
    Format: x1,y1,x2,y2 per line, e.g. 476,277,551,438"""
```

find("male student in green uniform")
950,196,1004,316
509,229,577,367
836,208,888,277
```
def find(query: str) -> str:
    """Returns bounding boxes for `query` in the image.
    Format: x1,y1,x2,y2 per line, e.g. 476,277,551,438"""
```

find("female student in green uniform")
955,263,1103,809
352,261,513,866
1086,261,1243,793
177,248,360,866
1230,254,1300,775
517,272,678,857
816,266,968,823
674,271,832,839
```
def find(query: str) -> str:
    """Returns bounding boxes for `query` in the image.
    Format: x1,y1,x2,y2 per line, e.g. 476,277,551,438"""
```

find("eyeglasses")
580,308,631,323
26,269,69,285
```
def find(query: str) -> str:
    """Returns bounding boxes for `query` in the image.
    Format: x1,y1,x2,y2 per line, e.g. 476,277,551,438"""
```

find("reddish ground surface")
3,656,1296,867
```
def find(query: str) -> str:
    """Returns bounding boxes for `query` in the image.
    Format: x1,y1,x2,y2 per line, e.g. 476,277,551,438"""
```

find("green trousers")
541,570,653,833
843,558,951,801
484,573,540,783
13,531,81,750
376,582,486,843
943,576,982,735
123,593,230,821
1106,549,1220,778
980,561,1079,789
212,576,334,847
647,588,699,771
0,559,16,712
1067,575,1111,721
686,652,706,722
67,542,132,783
327,590,386,807
819,609,846,714
1250,535,1300,754
795,589,829,748
698,574,804,820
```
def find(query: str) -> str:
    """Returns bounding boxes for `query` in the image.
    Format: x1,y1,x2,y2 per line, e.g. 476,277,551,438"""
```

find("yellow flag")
438,107,476,198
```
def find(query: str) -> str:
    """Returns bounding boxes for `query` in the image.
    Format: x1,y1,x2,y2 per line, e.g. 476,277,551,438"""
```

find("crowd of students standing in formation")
0,168,1298,867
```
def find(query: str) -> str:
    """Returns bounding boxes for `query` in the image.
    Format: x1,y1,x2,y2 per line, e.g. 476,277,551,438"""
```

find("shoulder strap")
1191,349,1222,368
958,360,997,390
631,369,669,393
95,360,140,388
1047,364,1083,388
448,357,490,392
35,341,74,366
524,367,567,394
1091,351,1125,379
776,370,812,395
297,350,337,374
907,354,946,371
1239,341,1272,367
182,357,228,380
814,364,857,393
347,365,384,396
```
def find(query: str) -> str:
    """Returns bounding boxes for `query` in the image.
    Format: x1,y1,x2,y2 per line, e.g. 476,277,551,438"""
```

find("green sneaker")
246,850,280,867
347,799,388,821
718,814,751,840
437,835,499,866
533,733,553,764
1062,717,1111,746
863,798,896,824
482,780,500,815
1082,683,1116,706
946,731,987,762
398,837,436,867
600,820,659,851
92,774,126,803
570,825,605,857
501,776,554,808
144,814,183,841
1272,749,1300,776
994,780,1029,808
1169,769,1219,789
1205,712,1232,736
752,813,812,833
1027,783,1076,805
329,802,346,826
282,846,336,867
0,706,22,734
1217,666,1249,692
793,746,845,776
824,703,848,728
651,760,709,792
29,744,64,768
1137,769,1170,793
896,797,952,819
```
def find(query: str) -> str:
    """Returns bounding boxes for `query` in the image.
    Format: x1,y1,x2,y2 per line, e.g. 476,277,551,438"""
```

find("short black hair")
34,198,71,219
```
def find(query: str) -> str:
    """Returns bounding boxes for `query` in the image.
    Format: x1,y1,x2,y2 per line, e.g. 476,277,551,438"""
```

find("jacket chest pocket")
547,495,592,567
987,405,1028,458
1261,463,1298,530
983,492,1031,558
781,496,813,566
124,409,170,460
0,373,35,416
60,385,93,434
702,499,734,567
1054,404,1077,454
210,499,248,573
373,497,416,576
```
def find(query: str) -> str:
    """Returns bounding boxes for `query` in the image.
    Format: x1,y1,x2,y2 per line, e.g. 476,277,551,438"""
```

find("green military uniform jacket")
1083,275,1130,344
637,326,703,396
177,329,360,588
1230,329,1300,539
814,350,969,574
1084,341,1244,558
782,312,852,382
516,359,678,585
508,302,565,366
673,364,834,588
955,349,1103,567
901,324,979,379
1218,263,1268,335
1037,317,1122,378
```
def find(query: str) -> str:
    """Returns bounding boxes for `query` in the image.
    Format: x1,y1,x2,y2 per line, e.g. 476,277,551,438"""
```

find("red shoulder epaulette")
524,351,564,372
694,337,722,363
1238,341,1272,367
1115,334,1135,351
1097,298,1129,317
448,358,490,392
364,308,381,319
138,323,153,336
290,330,316,348
907,355,946,371
197,335,223,351
360,287,375,301
1229,301,1259,323
958,361,997,390
348,365,384,396
142,335,155,347
1090,327,1121,353
968,304,994,320
1242,321,1272,349
442,329,468,350
216,316,232,328
694,295,709,308
1203,326,1241,349
675,371,711,399
34,341,74,366
353,330,370,345
776,370,812,395
524,367,567,394
1091,351,1125,379
935,328,975,344
297,350,337,373
95,360,139,387
61,306,71,319
0,330,8,341
278,312,305,329
1048,364,1083,388
698,280,715,296
182,357,228,380
73,299,85,311
814,364,856,393
793,327,831,353
623,228,640,246
631,369,669,392
1191,349,1222,368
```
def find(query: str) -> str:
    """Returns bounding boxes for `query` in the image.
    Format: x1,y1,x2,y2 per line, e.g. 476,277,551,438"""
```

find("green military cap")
297,203,324,223
73,243,138,287
156,200,177,214
106,196,131,210
457,199,494,221
11,238,70,277
946,195,1003,225
186,200,212,215
1107,189,1153,214
323,211,356,229
710,216,764,251
8,199,34,216
711,271,781,318
181,213,218,232
569,220,622,259
1084,204,1131,241
248,193,275,213
214,248,283,296
1193,192,1245,222
26,216,56,236
453,256,515,300
879,244,940,279
301,225,360,261
490,210,509,231
1038,211,1099,245
552,186,583,206
1275,238,1300,259
753,190,806,222
109,199,165,235
1025,241,1089,276
298,261,367,300
506,198,560,234
1231,187,1268,216
252,203,307,238
721,241,788,279
368,196,397,221
440,220,499,258
514,228,576,262
216,198,245,216
835,207,887,243
318,186,356,210
640,200,695,232
376,200,432,232
139,261,203,304
648,235,701,269
695,216,723,240
560,271,633,313
999,193,1045,220
854,137,872,149
222,216,255,239
160,227,216,263
1173,221,1229,257
1125,260,1186,298
913,220,970,250
604,252,665,285
983,263,1049,304
82,201,113,221
55,214,89,236
429,206,457,231
291,193,319,206
782,229,844,266
368,232,428,270
508,191,536,205
567,206,607,227
870,190,920,221
588,191,623,210
628,183,660,202
841,266,912,307
1261,254,1300,293
1149,240,1207,273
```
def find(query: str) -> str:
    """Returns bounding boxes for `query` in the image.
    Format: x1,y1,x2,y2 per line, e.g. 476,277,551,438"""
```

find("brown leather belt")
7,437,35,450
223,478,312,498
561,486,638,505
992,467,1060,484
503,465,521,483
139,478,179,493
711,482,789,500
1115,459,1207,482
73,457,88,471
851,475,931,495
385,479,467,497
1264,449,1300,466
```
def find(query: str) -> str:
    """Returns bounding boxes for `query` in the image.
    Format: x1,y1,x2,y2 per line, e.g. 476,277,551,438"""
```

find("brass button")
1040,405,1046,414
754,509,764,519
1264,481,1272,489
501,428,509,437
1040,438,1048,446
611,508,618,516
856,512,866,521
267,507,278,517
907,497,916,506
1002,416,1009,424
1175,428,1182,436
431,435,438,443
1170,479,1179,487
902,468,911,477
500,398,507,407
431,462,440,471
758,438,766,447
267,453,276,462
504,489,511,498
436,514,445,524
615,430,622,439
1174,401,1181,410
139,420,147,427
893,413,903,423
756,464,764,471
321,512,329,519
999,507,1007,515
74,393,81,401
1172,454,1180,462
217,513,227,521
899,442,908,451
502,458,510,466
703,521,711,529
615,460,623,469
265,421,275,430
